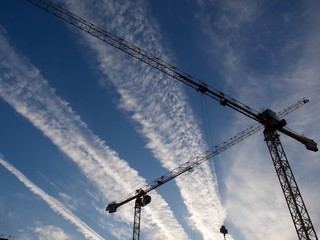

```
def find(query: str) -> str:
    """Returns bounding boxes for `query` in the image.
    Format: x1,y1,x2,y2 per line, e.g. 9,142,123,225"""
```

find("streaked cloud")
193,1,320,239
0,155,103,240
62,0,230,239
0,26,188,239
34,225,72,240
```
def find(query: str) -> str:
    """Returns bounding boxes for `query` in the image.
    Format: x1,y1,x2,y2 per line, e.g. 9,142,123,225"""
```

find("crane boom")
26,0,318,152
107,123,261,213
26,0,260,121
106,98,309,213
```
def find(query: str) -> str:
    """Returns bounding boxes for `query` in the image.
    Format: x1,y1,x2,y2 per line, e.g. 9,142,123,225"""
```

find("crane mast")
26,1,318,239
264,130,317,240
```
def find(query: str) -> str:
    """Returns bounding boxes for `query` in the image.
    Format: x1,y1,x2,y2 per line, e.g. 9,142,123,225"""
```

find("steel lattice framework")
133,201,142,240
264,130,317,240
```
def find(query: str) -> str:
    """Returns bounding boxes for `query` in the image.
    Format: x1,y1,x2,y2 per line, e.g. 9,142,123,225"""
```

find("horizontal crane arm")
106,123,263,213
27,0,317,151
26,0,261,121
277,98,309,118
278,127,318,152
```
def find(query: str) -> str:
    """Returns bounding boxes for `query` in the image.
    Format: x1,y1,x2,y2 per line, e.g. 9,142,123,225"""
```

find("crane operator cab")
258,109,287,130
138,195,151,207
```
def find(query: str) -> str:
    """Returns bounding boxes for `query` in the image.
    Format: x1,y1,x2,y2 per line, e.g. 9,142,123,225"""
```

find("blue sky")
0,0,319,239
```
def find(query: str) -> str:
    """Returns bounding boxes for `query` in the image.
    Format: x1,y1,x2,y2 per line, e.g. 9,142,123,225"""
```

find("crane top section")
258,108,318,152
258,109,287,130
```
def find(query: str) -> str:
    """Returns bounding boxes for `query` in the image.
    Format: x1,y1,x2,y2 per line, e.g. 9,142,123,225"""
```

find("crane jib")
26,0,260,122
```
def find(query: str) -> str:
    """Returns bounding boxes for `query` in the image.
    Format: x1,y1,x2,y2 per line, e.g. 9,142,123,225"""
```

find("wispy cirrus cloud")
62,0,230,239
193,1,320,239
34,225,71,240
0,26,188,239
0,155,103,240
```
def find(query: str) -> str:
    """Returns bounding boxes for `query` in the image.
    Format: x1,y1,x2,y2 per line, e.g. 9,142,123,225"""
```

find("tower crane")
106,98,311,239
26,1,318,239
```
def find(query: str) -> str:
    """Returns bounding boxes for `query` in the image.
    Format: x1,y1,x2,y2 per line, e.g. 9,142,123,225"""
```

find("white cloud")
34,225,71,240
58,192,82,211
61,0,231,239
193,1,262,84
0,156,103,240
193,1,320,239
0,25,188,239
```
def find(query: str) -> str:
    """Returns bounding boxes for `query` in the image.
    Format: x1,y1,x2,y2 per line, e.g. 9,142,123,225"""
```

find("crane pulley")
26,1,318,239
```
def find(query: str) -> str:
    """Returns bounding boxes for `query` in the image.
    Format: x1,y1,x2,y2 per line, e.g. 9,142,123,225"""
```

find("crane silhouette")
26,1,318,239
106,98,310,239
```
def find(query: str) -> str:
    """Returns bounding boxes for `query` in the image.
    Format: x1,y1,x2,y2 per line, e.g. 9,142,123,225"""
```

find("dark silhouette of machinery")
26,1,319,239
220,225,228,240
0,233,14,240
105,98,310,239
